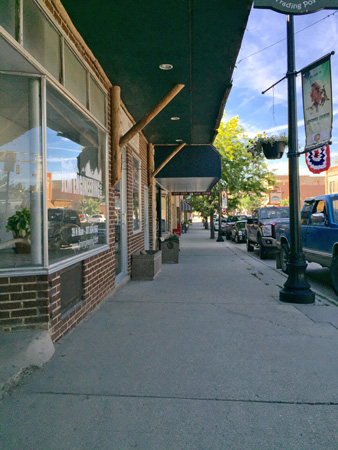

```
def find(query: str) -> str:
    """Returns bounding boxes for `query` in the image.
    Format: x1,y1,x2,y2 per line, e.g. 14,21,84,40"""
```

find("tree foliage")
215,116,276,212
189,116,277,225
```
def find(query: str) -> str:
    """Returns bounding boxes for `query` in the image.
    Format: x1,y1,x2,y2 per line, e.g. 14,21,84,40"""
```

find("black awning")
154,145,221,193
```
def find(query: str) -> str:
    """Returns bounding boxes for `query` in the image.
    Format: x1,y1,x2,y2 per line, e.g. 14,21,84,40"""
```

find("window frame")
0,0,108,128
0,76,109,277
132,153,142,234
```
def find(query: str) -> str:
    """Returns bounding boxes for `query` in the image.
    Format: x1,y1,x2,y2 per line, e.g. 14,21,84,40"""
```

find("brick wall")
0,276,49,331
0,0,150,341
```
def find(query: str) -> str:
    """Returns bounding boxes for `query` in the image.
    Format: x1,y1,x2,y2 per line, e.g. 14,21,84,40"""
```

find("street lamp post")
216,180,224,242
279,15,315,304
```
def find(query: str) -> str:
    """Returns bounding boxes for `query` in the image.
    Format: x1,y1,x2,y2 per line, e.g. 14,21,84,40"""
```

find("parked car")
214,217,227,232
275,194,338,295
91,214,106,223
231,220,247,243
224,216,245,240
246,206,289,259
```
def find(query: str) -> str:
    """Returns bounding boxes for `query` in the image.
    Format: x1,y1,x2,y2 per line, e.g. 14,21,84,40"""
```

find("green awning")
60,0,252,145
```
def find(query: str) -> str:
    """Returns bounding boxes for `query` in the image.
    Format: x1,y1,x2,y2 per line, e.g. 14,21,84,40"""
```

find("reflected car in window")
48,208,82,249
91,214,106,223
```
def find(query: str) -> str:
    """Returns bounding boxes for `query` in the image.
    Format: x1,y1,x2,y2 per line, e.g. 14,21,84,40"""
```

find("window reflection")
46,83,107,264
132,156,141,232
0,74,43,268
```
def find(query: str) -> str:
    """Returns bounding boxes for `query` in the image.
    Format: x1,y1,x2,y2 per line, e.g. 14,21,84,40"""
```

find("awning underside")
60,0,252,145
154,145,221,193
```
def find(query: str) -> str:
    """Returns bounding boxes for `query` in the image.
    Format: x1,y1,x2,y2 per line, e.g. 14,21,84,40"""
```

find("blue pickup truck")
275,194,338,295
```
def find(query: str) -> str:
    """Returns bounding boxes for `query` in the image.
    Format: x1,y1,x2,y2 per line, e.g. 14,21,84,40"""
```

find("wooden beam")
147,143,154,186
111,86,121,186
119,84,185,148
152,143,186,178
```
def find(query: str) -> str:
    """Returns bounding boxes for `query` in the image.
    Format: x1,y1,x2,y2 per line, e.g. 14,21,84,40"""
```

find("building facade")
0,0,250,341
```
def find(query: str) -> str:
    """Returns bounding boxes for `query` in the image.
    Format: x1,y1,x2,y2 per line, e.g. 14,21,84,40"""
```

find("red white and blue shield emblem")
305,146,330,174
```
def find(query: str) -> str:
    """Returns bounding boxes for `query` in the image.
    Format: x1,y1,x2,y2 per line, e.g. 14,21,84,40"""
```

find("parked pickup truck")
245,206,290,259
275,194,338,296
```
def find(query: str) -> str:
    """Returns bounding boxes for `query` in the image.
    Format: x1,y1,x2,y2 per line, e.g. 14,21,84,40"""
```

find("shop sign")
270,191,282,204
254,0,338,14
172,191,211,196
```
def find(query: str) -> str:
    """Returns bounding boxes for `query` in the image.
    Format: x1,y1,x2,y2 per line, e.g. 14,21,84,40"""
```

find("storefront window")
132,156,141,232
23,0,61,81
90,76,106,126
0,74,43,268
46,82,107,264
0,0,16,38
161,195,169,232
64,44,87,108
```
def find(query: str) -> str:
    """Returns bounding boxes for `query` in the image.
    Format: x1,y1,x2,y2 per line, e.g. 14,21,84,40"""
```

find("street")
225,239,338,305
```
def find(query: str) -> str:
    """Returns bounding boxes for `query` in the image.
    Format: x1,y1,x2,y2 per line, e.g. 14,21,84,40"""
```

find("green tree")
215,116,276,212
280,197,289,206
239,194,264,214
189,116,277,237
81,197,101,215
188,190,219,238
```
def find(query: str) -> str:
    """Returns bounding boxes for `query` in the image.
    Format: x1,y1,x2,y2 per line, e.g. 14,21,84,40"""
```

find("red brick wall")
0,276,49,331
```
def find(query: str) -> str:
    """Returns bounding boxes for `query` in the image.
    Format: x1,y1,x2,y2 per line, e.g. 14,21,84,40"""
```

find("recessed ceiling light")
159,64,173,70
171,117,180,121
176,139,183,142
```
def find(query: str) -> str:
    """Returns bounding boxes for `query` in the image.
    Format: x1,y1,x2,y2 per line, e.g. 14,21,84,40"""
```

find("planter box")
161,240,179,264
131,250,162,280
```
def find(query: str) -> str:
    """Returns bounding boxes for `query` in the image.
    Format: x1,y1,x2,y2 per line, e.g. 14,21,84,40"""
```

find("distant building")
269,175,325,205
325,165,338,194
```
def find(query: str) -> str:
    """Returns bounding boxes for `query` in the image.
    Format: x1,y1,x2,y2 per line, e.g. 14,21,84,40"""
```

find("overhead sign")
301,54,333,151
172,192,211,196
254,1,338,14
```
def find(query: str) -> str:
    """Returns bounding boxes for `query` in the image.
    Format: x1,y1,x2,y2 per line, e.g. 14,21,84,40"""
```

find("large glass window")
0,0,16,38
23,0,61,81
64,44,87,107
0,74,43,268
132,156,141,232
90,76,106,126
46,82,107,264
161,195,169,232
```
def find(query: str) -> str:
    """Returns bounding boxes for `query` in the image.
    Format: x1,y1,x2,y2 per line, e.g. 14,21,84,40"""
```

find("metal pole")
29,78,43,266
280,15,314,304
216,180,224,242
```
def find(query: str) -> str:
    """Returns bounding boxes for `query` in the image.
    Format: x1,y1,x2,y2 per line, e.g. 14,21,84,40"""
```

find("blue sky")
225,5,338,176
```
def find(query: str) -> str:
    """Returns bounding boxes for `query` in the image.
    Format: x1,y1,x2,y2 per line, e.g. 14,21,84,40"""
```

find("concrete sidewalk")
1,223,338,449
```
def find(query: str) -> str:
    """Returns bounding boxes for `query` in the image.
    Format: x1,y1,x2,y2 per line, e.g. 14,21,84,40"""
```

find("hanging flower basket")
262,141,286,160
248,133,288,160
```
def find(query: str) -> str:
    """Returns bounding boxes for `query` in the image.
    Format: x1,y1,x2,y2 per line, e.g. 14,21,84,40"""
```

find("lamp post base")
216,233,224,242
279,259,315,304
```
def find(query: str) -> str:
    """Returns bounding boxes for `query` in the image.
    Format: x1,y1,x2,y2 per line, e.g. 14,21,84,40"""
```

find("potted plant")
6,207,31,253
255,133,288,159
161,234,180,263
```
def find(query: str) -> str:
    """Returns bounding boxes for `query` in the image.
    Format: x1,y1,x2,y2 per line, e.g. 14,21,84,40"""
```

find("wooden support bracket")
119,84,185,148
148,143,154,186
152,143,186,178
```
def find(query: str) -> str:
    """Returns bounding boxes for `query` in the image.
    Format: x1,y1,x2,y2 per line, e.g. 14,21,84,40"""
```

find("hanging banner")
254,1,338,15
301,54,333,151
221,191,227,209
305,145,331,174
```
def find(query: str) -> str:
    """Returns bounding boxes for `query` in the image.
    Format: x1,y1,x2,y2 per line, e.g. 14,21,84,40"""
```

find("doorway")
114,148,127,284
